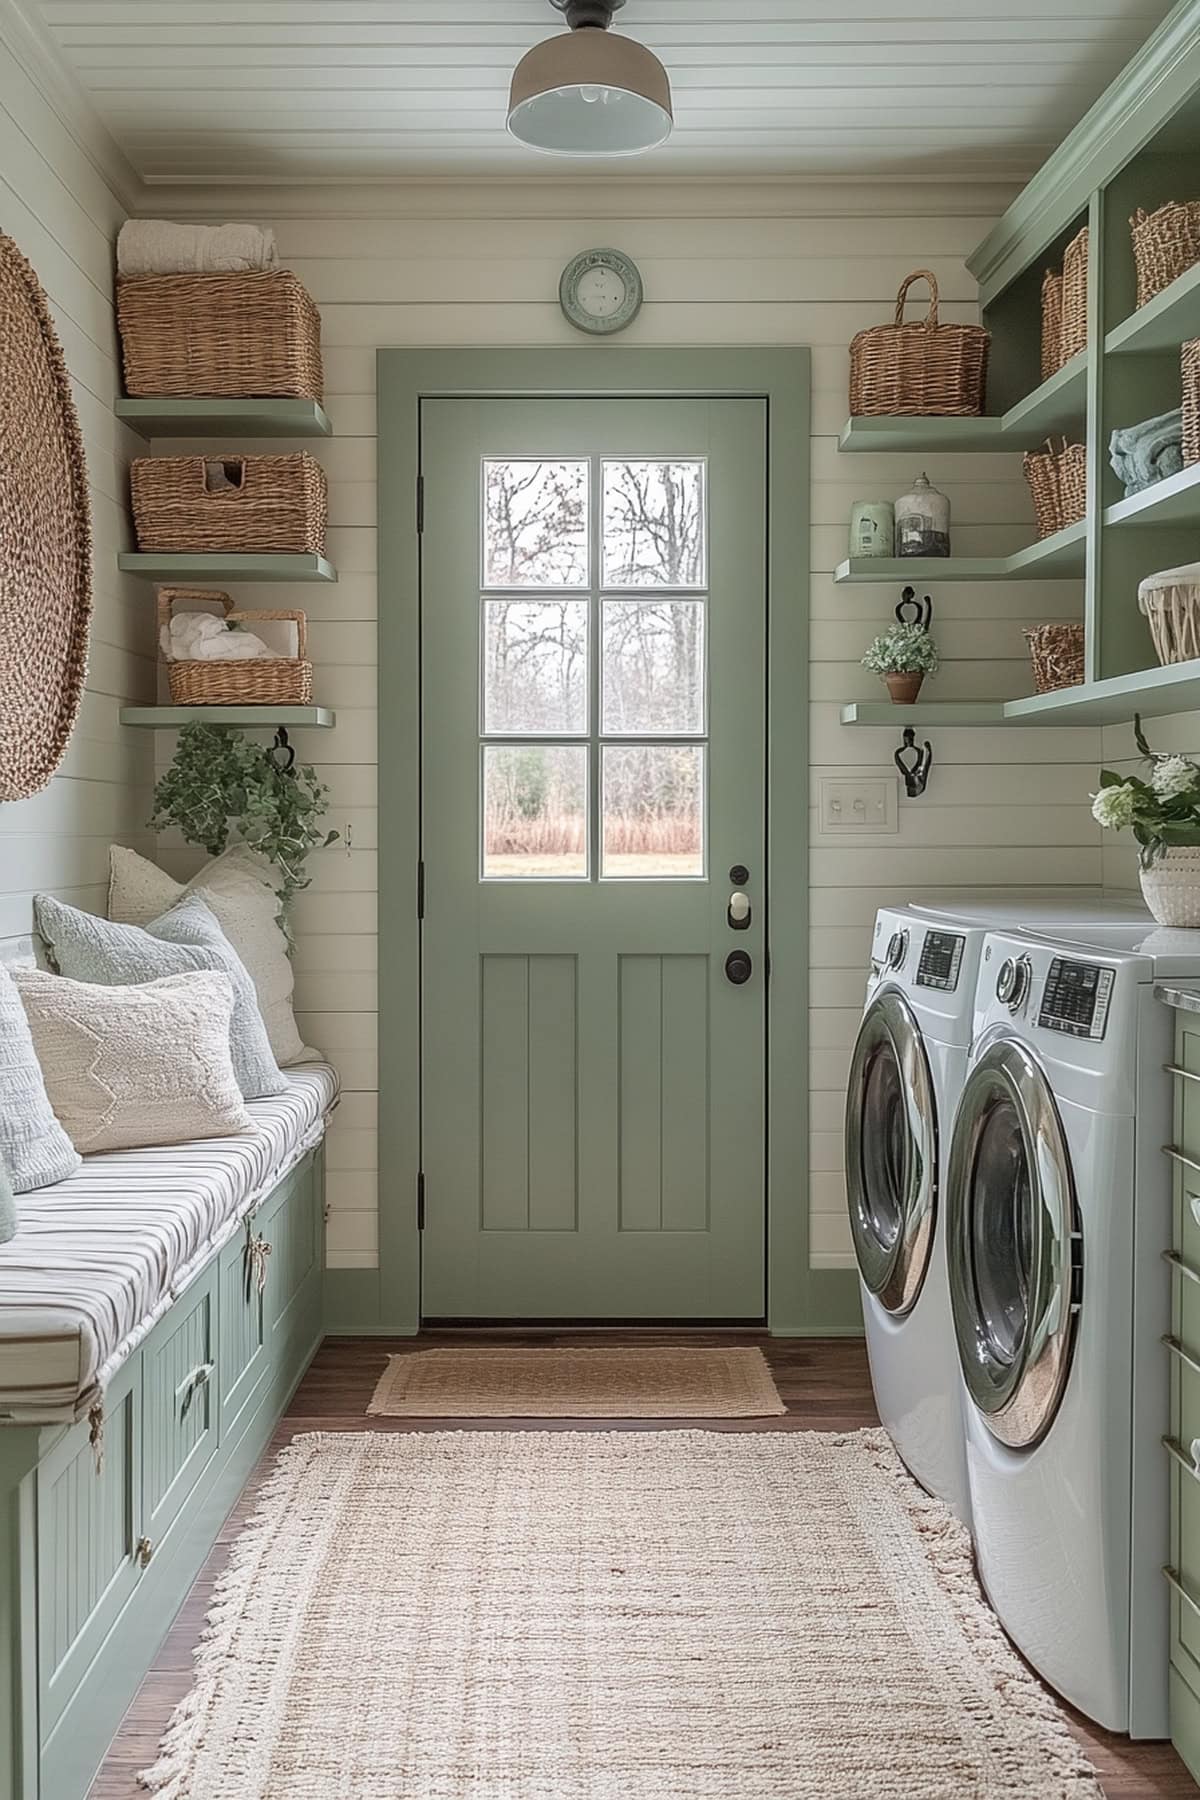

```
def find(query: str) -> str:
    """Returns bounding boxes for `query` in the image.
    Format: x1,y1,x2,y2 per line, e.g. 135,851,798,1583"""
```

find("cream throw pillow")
108,846,318,1067
12,969,251,1153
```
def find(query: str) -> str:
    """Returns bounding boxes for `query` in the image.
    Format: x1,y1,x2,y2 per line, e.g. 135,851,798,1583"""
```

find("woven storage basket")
1184,338,1200,466
1041,270,1064,380
117,269,322,400
1022,438,1087,539
131,452,327,554
1024,623,1085,694
1060,227,1089,362
158,589,313,706
848,269,989,417
1138,564,1200,667
1131,203,1200,310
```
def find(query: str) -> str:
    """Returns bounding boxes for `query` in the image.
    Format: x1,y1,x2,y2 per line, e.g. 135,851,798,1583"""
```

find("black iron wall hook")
894,586,933,630
895,727,933,798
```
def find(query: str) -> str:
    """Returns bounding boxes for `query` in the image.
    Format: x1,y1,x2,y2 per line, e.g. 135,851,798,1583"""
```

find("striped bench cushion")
0,1066,338,1423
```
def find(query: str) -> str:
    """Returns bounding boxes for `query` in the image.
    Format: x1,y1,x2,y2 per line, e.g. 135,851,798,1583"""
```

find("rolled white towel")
118,220,280,278
162,612,275,663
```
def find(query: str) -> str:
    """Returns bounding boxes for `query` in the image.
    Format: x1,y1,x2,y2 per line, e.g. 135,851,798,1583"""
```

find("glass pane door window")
480,457,708,882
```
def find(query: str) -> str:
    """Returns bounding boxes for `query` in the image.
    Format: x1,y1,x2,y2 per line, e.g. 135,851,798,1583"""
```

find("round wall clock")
559,248,644,335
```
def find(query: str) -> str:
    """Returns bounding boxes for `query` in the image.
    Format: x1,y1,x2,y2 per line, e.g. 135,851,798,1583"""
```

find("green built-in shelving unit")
115,397,332,439
120,705,336,730
118,551,337,584
836,0,1200,730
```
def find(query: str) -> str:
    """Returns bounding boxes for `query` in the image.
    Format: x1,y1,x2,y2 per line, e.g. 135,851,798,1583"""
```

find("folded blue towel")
1110,408,1184,494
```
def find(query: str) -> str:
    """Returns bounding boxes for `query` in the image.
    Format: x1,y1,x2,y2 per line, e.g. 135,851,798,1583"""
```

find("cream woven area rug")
142,1429,1100,1800
367,1345,786,1417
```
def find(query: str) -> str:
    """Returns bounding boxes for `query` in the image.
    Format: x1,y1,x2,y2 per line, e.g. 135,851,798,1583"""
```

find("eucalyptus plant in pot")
861,621,940,705
149,722,337,910
1092,716,1200,925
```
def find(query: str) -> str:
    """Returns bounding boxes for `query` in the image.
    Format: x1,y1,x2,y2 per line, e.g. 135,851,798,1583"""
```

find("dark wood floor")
90,1330,1196,1798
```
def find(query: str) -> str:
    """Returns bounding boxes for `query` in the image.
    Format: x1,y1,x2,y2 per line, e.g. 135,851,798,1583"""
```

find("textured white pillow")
0,961,81,1193
12,969,251,1153
108,845,318,1067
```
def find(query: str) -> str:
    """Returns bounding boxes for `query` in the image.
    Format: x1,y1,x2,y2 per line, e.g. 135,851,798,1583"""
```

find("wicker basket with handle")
848,269,989,417
1040,270,1064,380
1024,623,1085,694
1183,338,1200,466
116,269,322,400
1138,564,1200,667
1022,438,1087,539
131,452,327,555
1131,203,1200,310
158,588,313,706
1060,227,1089,362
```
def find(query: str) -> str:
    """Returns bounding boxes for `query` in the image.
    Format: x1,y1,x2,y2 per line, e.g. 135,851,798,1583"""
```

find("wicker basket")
1022,438,1087,539
1184,337,1200,466
1041,270,1064,380
1138,564,1200,667
1131,203,1200,310
849,269,989,417
117,269,322,400
1060,227,1089,362
131,452,327,554
158,589,313,706
1024,623,1085,694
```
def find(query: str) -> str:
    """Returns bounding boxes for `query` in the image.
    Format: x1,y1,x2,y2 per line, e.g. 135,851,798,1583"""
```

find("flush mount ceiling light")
508,0,673,158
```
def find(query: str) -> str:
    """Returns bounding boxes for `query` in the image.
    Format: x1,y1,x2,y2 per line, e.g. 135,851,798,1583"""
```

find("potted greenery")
861,622,940,704
149,722,337,908
1092,716,1200,925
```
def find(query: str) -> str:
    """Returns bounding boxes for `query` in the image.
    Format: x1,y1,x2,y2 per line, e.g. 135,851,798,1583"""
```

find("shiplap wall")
139,188,1105,1273
0,33,154,943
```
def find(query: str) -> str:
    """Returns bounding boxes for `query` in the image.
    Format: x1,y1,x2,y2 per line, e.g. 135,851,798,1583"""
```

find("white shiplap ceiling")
34,0,1175,184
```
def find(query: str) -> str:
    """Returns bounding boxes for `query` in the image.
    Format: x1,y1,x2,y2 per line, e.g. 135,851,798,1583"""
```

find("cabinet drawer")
37,1362,141,1744
220,1218,267,1439
142,1263,218,1547
262,1155,320,1351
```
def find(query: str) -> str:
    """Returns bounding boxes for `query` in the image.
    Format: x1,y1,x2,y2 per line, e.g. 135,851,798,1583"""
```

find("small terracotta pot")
884,672,925,704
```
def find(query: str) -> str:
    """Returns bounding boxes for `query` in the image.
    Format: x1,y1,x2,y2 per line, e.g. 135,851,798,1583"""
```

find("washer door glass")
845,989,937,1315
948,1037,1079,1449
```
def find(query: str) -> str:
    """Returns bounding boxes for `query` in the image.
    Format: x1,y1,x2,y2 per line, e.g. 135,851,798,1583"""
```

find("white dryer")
947,921,1198,1737
845,894,1149,1523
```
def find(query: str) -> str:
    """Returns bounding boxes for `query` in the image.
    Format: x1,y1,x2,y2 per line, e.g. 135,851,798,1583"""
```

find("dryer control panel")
1038,957,1116,1040
915,929,965,992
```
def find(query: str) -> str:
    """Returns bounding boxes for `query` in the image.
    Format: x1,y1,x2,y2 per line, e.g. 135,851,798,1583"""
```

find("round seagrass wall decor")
0,232,92,801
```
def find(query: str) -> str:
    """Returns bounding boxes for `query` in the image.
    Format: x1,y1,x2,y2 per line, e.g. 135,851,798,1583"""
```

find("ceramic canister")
849,501,895,559
895,472,951,558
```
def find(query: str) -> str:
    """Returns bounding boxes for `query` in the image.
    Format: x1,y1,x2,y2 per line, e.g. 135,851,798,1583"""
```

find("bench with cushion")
0,934,338,1800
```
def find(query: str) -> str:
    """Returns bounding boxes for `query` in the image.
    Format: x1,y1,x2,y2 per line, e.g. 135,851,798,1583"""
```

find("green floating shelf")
834,522,1086,584
1105,262,1200,357
1104,462,1200,527
838,353,1087,454
841,662,1200,729
120,706,335,729
115,398,332,439
840,702,1007,726
118,552,337,584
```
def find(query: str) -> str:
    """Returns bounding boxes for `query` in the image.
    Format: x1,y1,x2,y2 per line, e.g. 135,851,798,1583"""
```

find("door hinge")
417,859,425,919
416,473,425,533
416,1171,426,1231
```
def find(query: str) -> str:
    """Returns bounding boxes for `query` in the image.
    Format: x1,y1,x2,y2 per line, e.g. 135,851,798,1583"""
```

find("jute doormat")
366,1345,786,1417
141,1429,1101,1799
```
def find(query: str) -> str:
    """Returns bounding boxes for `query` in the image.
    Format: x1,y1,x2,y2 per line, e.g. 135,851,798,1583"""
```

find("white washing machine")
947,920,1199,1737
846,893,1150,1523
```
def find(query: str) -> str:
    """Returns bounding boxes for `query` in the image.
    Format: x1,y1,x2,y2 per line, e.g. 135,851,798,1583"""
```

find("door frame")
329,346,859,1337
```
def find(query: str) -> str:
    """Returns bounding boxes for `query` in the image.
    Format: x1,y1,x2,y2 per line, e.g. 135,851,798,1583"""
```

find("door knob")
728,890,752,931
725,950,753,986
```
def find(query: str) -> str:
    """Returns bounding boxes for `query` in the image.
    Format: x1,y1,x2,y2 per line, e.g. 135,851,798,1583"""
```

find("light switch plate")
819,777,898,834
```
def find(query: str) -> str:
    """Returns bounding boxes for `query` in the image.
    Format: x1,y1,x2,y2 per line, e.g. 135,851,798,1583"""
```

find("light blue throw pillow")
0,960,80,1193
34,893,287,1102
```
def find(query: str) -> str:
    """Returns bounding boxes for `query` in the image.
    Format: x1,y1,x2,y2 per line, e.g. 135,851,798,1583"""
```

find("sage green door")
420,397,766,1317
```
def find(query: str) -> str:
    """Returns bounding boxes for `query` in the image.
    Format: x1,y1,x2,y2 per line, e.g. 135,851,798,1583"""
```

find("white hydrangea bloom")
1091,783,1137,829
1151,754,1198,800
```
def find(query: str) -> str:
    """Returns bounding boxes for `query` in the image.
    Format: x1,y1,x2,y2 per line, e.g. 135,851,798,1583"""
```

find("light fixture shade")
508,28,673,157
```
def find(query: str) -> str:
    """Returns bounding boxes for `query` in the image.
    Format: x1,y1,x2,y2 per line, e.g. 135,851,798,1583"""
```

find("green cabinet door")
420,397,767,1318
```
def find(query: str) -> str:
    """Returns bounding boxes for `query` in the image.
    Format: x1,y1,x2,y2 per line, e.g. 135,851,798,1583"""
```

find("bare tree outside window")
602,461,706,588
484,460,588,587
484,600,588,734
602,600,705,736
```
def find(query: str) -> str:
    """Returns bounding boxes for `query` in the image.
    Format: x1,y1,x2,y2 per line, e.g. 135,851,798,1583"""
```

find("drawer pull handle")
175,1361,215,1411
1164,1435,1200,1482
1165,1566,1200,1620
1165,1146,1200,1176
247,1233,272,1296
1165,1251,1200,1287
1163,1334,1200,1378
1166,1063,1200,1088
137,1536,154,1569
